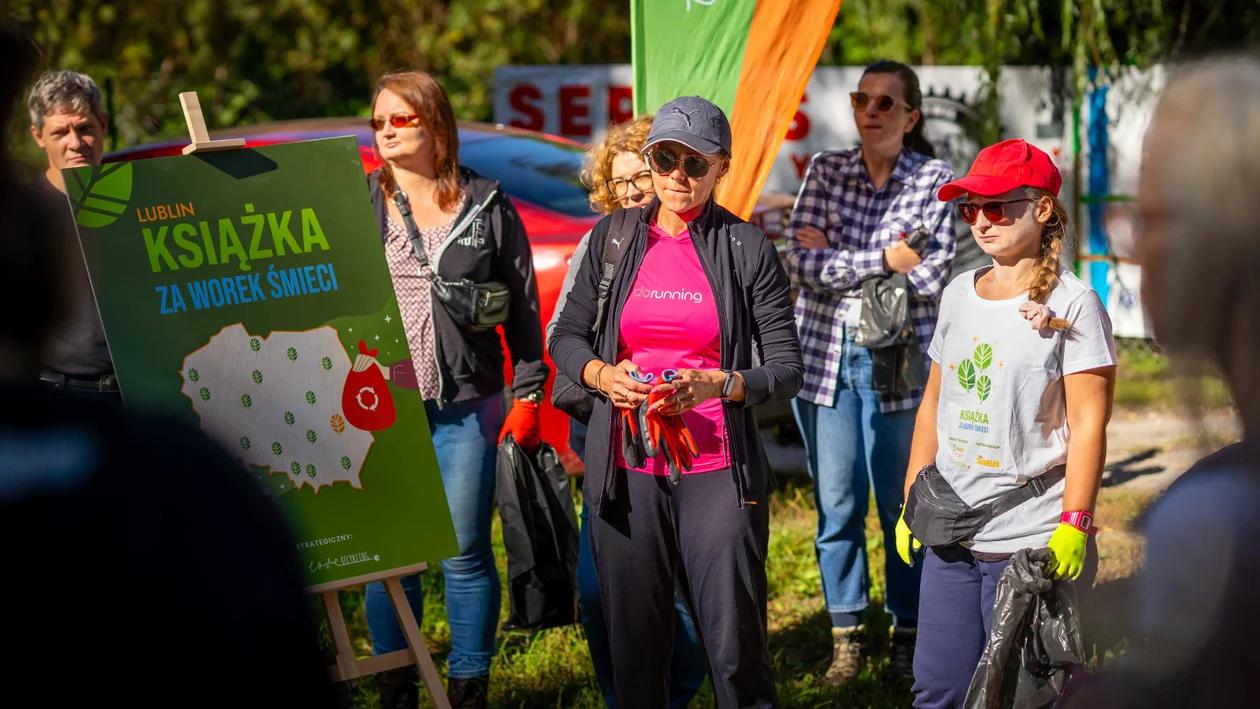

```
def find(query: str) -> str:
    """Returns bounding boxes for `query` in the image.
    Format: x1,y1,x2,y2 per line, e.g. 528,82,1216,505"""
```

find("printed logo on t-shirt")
948,338,1003,470
631,287,705,305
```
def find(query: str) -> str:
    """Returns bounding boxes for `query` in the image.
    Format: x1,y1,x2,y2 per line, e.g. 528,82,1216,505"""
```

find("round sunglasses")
850,91,913,114
370,113,420,132
957,198,1033,225
605,170,654,197
646,149,718,180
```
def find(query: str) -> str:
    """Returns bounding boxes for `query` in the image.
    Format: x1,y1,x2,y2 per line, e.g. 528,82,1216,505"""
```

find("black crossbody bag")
395,191,510,333
904,463,1066,548
550,210,638,425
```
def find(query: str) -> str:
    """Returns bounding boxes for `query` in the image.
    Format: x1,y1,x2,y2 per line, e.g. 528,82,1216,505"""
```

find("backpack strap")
986,464,1067,520
590,208,638,338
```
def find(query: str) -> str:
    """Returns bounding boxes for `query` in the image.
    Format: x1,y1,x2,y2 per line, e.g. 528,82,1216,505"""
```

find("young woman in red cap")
896,139,1117,708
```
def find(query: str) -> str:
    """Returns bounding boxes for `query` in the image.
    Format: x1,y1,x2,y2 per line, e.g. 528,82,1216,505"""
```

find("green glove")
1046,523,1089,580
896,506,921,566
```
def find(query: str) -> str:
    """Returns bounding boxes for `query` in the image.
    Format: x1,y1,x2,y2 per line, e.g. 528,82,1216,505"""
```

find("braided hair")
1023,186,1075,330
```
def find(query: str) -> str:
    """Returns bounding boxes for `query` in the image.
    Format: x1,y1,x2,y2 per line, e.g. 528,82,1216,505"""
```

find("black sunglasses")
605,170,654,197
647,149,717,180
850,91,913,114
957,198,1034,225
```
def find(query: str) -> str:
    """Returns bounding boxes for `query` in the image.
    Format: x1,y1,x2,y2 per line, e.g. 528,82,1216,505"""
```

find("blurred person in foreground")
27,69,117,398
550,96,803,708
0,29,336,707
546,115,709,709
1063,55,1260,709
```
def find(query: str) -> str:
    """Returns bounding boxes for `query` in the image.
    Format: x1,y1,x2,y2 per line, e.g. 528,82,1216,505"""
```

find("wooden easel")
309,564,451,709
177,91,450,708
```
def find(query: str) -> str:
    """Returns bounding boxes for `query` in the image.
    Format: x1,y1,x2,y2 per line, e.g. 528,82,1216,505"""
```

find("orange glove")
659,414,699,484
499,399,541,451
620,405,646,469
640,388,671,459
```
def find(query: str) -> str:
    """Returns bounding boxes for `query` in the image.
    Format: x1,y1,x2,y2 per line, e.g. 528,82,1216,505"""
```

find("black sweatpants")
590,467,778,709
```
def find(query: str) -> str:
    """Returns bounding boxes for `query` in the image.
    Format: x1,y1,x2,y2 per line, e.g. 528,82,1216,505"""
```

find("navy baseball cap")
643,96,732,156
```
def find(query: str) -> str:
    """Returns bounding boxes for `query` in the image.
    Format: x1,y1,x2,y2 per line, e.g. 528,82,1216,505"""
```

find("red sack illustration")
341,340,396,431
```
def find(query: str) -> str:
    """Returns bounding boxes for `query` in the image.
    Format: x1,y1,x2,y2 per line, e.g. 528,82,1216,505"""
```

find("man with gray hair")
28,69,117,397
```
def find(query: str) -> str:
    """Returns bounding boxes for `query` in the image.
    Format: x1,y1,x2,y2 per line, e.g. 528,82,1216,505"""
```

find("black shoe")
888,626,917,682
376,666,419,709
447,675,489,709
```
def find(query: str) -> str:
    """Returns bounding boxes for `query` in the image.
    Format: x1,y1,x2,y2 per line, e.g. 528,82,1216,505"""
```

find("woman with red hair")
364,71,548,709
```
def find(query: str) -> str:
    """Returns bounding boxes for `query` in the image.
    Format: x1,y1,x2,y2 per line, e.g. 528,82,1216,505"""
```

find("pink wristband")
1060,510,1097,535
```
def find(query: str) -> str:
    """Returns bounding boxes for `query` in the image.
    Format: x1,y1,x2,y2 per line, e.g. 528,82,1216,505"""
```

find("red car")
107,118,599,472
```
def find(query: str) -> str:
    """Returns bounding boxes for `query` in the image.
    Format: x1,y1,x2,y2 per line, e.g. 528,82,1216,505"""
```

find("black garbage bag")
964,547,1086,709
496,435,580,632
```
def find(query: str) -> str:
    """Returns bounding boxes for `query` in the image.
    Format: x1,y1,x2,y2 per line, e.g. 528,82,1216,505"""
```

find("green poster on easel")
65,136,458,587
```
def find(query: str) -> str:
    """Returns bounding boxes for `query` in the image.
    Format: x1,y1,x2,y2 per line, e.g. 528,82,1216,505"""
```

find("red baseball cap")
937,139,1062,201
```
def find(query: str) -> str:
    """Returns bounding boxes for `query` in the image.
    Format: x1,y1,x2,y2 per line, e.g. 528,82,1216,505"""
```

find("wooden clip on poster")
178,91,246,155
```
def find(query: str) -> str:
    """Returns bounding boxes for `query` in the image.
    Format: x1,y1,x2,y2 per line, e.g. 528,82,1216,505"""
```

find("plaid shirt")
785,147,957,412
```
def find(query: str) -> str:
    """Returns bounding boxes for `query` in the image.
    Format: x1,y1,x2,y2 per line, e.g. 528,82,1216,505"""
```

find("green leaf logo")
290,461,301,476
957,360,976,391
283,411,295,426
65,162,133,228
187,368,199,382
252,370,263,384
977,375,993,402
250,338,261,352
239,436,251,451
306,429,317,444
306,464,317,478
271,442,283,456
241,394,252,408
340,456,352,470
974,344,994,371
321,356,332,371
305,391,316,405
199,387,211,401
287,347,298,361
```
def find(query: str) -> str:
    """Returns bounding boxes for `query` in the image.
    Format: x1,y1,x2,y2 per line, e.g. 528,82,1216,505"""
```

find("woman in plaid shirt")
785,60,958,684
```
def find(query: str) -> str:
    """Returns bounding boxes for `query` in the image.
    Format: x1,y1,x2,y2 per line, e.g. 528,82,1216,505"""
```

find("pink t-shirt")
616,223,729,475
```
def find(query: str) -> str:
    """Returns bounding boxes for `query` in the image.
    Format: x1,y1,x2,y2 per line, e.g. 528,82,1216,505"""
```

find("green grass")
316,477,1151,708
315,479,918,708
1112,348,1231,409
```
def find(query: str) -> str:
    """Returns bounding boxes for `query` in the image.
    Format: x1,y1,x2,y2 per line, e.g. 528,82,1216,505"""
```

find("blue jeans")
572,421,707,708
793,339,921,625
365,393,505,679
912,542,1098,708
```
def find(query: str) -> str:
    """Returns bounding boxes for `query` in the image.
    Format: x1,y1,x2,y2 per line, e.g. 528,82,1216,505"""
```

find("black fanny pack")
904,463,1066,548
395,192,510,333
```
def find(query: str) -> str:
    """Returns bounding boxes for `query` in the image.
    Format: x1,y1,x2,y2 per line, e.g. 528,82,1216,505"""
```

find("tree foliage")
8,0,1259,157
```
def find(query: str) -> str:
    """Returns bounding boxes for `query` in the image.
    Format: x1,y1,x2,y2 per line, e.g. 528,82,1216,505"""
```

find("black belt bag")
904,463,1066,548
395,192,510,333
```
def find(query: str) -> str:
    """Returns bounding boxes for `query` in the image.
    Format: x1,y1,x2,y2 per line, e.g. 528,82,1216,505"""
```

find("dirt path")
1103,406,1240,491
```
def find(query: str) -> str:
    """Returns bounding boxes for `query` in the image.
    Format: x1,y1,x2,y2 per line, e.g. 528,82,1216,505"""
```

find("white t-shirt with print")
927,267,1117,553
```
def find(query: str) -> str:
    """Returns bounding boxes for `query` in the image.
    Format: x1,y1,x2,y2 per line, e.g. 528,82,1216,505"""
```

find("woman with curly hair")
547,114,709,709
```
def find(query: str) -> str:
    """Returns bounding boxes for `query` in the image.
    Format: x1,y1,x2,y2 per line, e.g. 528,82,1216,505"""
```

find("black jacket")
549,199,803,514
370,167,548,403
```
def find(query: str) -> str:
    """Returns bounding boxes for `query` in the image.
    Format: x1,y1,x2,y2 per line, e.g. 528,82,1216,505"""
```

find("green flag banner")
632,0,842,219
66,137,458,586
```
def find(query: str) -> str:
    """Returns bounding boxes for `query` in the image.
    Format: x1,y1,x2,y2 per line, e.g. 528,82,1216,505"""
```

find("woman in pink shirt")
550,96,804,709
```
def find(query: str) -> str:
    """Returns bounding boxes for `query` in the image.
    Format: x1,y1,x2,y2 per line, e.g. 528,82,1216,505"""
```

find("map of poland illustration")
181,324,375,492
